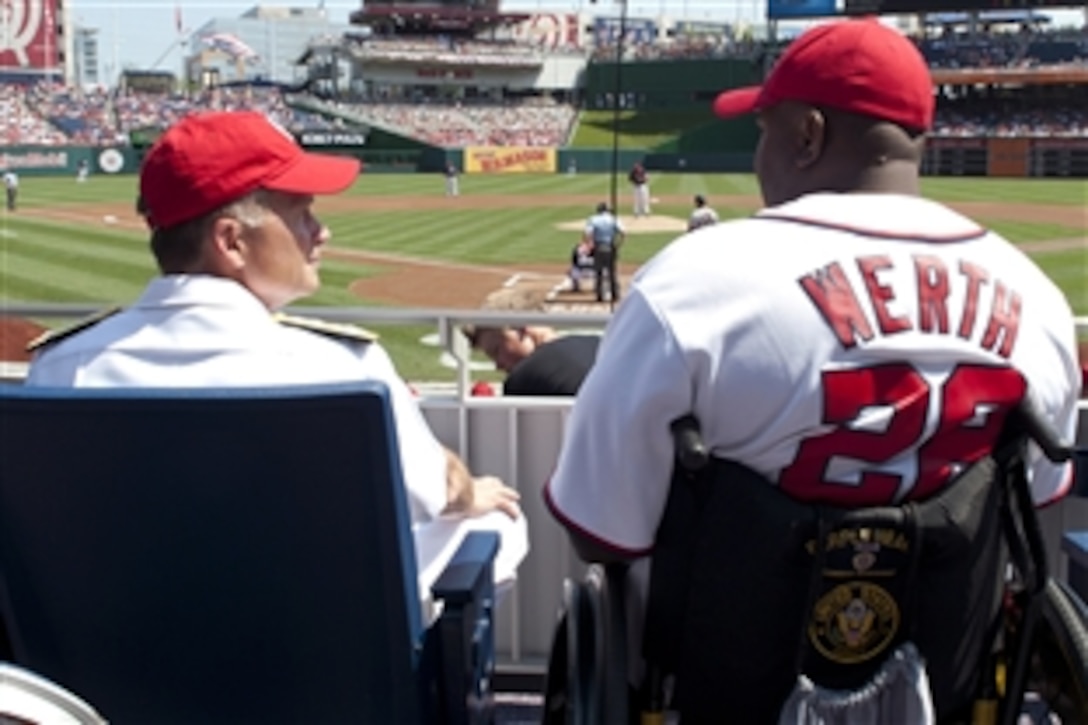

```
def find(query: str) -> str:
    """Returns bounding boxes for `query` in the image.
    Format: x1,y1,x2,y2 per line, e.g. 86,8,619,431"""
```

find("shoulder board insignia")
274,313,378,343
26,306,123,353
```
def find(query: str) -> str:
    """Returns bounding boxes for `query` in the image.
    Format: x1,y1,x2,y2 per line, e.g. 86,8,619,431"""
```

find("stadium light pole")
608,0,628,216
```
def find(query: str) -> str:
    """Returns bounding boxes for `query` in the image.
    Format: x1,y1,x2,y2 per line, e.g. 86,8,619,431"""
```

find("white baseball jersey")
546,192,1081,557
26,275,451,521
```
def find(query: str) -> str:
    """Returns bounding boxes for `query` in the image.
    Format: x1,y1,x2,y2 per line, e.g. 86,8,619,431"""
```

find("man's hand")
465,475,522,520
442,448,522,520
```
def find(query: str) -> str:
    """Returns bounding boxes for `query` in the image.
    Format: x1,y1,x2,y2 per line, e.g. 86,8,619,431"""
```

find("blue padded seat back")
0,382,425,724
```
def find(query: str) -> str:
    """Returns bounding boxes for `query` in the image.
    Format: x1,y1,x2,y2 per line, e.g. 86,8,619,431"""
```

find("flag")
201,32,260,62
174,5,182,34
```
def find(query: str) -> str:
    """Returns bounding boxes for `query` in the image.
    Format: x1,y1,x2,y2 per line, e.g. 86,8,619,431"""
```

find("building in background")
183,5,354,87
71,26,99,87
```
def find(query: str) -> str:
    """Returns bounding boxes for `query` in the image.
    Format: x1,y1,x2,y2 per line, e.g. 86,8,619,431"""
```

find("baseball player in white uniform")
544,17,1081,709
26,111,528,600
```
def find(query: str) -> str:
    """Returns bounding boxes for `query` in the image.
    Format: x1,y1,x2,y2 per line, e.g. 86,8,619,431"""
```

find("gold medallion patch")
808,581,900,665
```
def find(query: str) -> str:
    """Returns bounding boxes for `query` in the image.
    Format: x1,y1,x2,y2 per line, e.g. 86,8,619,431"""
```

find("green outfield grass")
1,173,1084,380
570,110,716,149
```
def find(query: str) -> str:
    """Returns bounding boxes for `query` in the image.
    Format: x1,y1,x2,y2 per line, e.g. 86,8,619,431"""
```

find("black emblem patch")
809,581,900,665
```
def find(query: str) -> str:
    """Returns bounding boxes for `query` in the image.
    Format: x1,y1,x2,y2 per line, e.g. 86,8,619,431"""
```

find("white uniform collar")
757,193,986,242
135,275,272,317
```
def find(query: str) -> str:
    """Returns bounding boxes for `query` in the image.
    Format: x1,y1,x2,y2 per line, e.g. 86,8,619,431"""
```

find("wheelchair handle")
1012,395,1075,464
671,415,709,473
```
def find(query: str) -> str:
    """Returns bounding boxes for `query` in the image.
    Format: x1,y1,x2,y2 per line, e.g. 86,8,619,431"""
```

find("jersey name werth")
799,255,1021,358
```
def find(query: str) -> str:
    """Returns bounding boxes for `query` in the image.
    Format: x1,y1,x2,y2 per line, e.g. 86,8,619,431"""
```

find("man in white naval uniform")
26,110,528,601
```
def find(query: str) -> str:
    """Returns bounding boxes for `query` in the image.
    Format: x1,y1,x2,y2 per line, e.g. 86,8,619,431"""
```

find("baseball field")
1,172,1085,381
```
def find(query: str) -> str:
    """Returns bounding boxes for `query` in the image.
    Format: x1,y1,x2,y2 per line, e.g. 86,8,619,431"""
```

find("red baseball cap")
713,19,934,132
139,110,361,229
471,381,496,397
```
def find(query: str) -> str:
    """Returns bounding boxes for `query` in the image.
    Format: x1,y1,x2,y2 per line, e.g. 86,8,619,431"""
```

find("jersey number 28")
778,363,1026,505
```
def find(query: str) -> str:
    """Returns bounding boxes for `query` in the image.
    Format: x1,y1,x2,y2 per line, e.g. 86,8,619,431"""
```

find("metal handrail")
3,304,1086,397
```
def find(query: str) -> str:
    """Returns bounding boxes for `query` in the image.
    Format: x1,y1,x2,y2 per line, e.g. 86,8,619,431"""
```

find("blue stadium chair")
0,381,498,724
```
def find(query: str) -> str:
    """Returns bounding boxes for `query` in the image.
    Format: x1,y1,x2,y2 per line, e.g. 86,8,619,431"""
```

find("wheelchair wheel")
541,576,603,725
0,662,107,724
1026,578,1088,724
541,566,631,725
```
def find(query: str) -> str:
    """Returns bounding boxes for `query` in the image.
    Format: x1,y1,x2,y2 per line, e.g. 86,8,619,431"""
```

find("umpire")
583,202,625,304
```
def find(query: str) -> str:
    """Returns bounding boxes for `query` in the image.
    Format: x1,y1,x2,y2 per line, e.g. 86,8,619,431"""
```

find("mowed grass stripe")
921,177,1088,205
332,212,461,257
15,177,139,208
331,209,519,262
1031,249,1087,309
307,263,387,307
0,220,152,281
434,208,572,265
15,173,1088,206
1,271,110,303
0,248,147,301
2,225,154,273
331,206,585,266
3,214,146,244
987,221,1085,244
2,240,153,285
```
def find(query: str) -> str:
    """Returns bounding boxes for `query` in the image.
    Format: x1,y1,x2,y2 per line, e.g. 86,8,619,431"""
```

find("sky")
69,0,1085,77
71,0,770,77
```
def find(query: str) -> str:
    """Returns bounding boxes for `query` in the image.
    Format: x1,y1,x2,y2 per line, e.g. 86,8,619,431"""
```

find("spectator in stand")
462,289,599,397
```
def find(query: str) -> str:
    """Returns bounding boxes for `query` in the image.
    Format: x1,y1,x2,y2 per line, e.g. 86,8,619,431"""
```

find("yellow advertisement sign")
464,147,557,174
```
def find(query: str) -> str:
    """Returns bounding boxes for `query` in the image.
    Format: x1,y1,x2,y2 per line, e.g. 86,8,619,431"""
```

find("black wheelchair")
543,399,1088,724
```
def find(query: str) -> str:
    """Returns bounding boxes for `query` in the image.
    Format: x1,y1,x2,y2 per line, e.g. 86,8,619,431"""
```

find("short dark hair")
694,194,706,207
596,202,608,213
149,213,212,273
148,190,270,273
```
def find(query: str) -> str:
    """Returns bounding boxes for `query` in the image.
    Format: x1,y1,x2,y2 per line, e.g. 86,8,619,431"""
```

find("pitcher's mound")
555,214,686,234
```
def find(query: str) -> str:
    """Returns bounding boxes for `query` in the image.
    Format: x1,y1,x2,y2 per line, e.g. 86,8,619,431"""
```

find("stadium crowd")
917,25,1086,69
330,96,577,148
0,82,341,147
0,79,575,149
0,21,1084,148
347,36,565,65
933,104,1088,137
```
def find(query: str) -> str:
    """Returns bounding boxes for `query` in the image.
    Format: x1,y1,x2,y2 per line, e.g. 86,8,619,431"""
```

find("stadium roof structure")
349,5,534,33
930,65,1088,86
923,10,1051,26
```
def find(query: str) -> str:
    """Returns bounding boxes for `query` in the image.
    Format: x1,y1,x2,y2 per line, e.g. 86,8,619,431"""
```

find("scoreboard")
845,0,1082,13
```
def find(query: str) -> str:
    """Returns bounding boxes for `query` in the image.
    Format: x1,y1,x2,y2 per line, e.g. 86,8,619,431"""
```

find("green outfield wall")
582,58,763,157
0,146,138,177
6,136,1084,178
584,58,761,110
557,149,647,173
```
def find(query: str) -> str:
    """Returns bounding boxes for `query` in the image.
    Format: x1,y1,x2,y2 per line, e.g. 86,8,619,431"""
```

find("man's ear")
795,107,827,170
209,216,246,270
